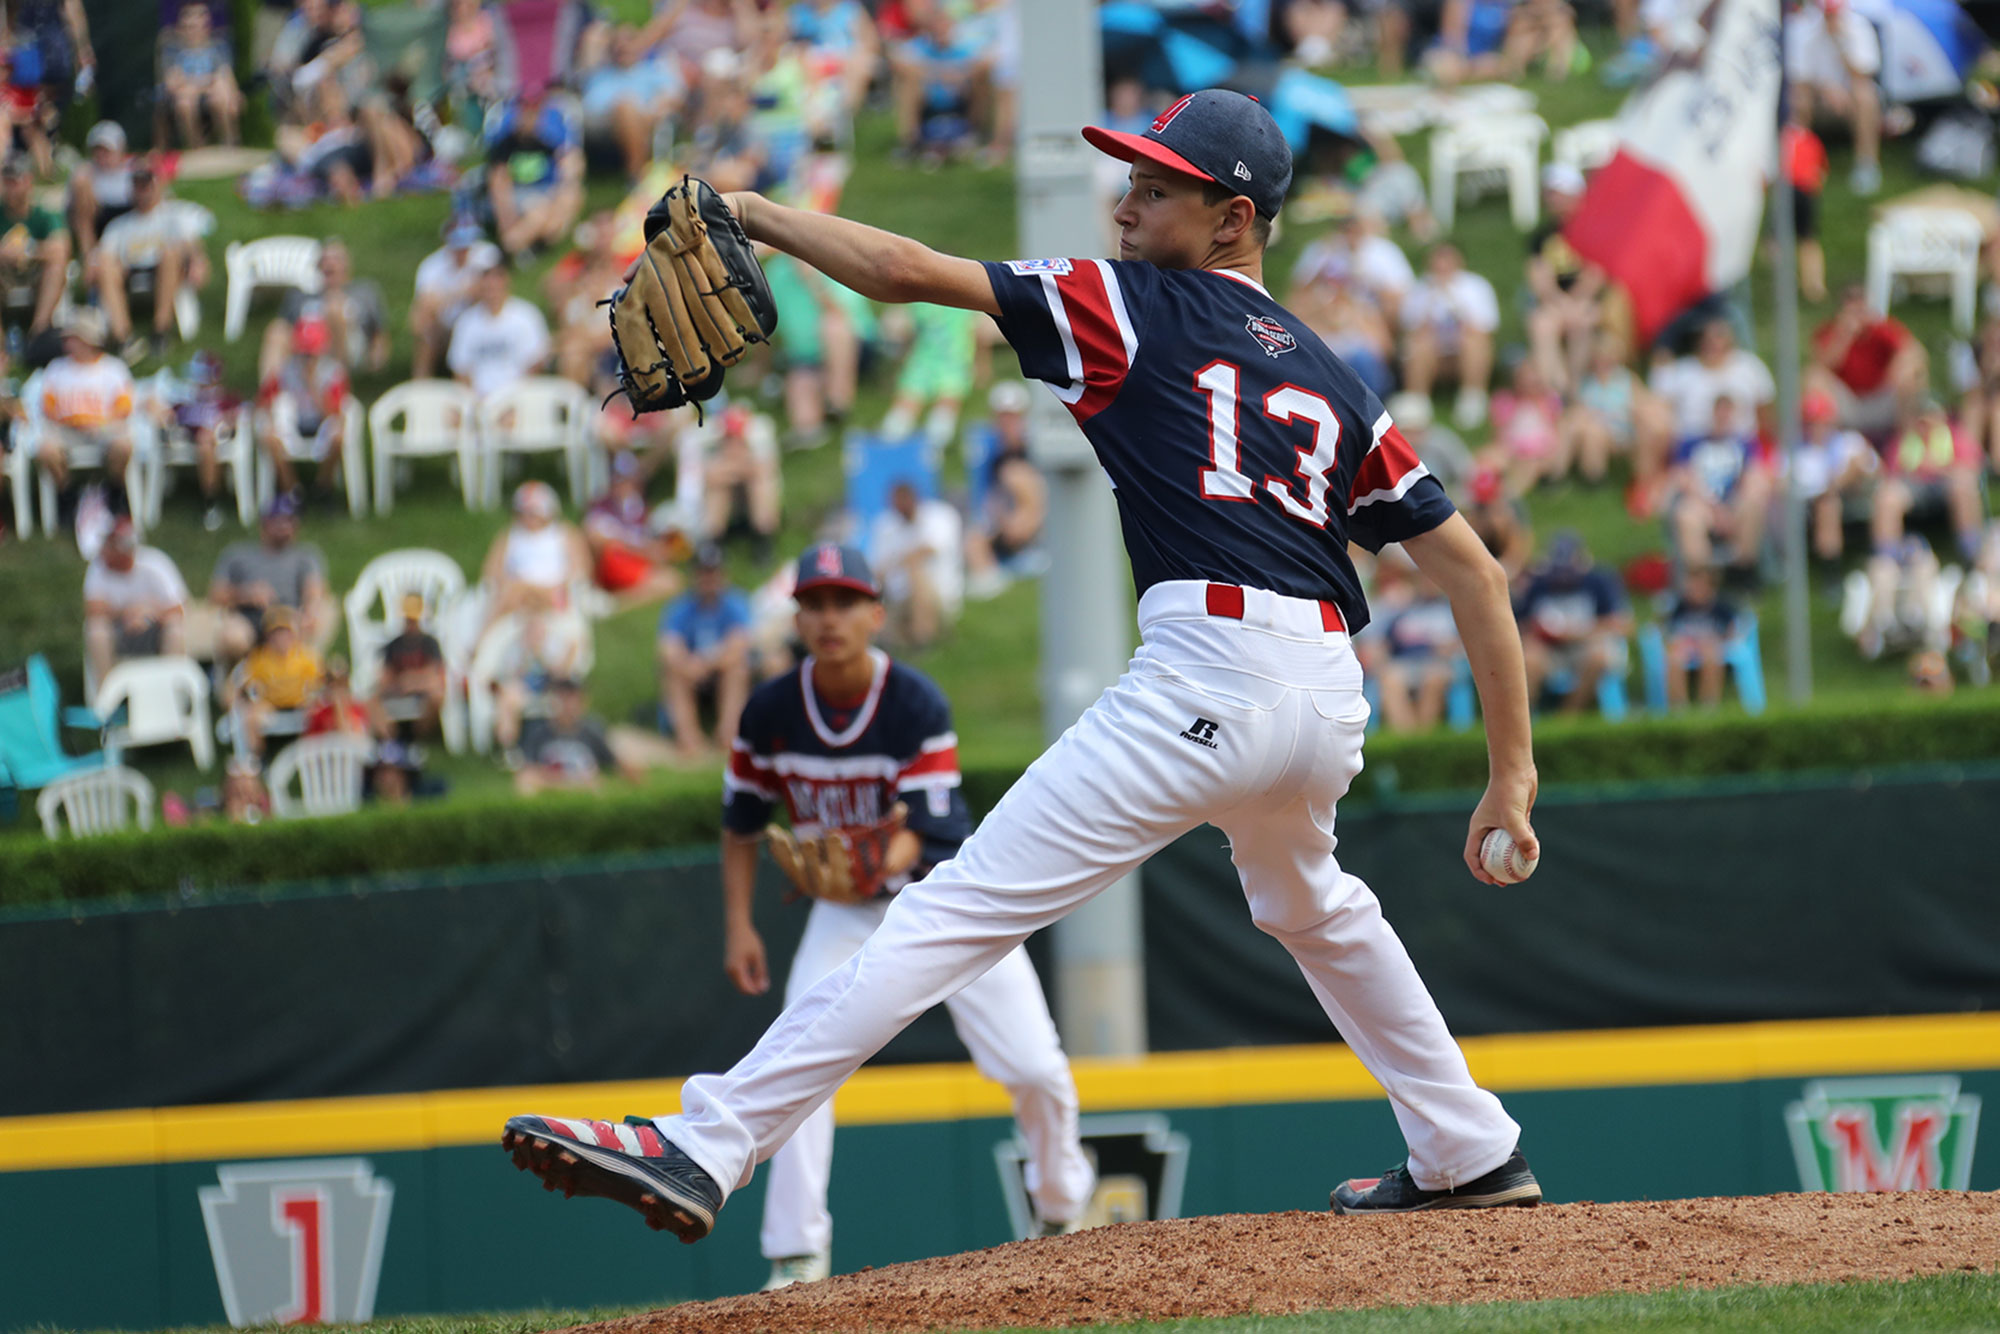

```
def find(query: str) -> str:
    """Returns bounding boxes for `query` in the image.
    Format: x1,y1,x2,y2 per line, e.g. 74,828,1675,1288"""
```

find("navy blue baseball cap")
793,543,879,599
1083,89,1293,219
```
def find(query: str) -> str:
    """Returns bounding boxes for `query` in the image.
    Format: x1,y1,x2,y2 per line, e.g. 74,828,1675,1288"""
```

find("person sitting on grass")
161,2,244,149
1792,388,1875,564
1664,395,1775,585
1662,564,1737,711
36,307,135,520
1375,553,1464,732
1871,400,1986,570
515,676,639,795
657,544,753,762
82,518,187,685
584,451,685,609
255,314,351,504
372,591,448,742
227,605,323,759
1515,531,1632,715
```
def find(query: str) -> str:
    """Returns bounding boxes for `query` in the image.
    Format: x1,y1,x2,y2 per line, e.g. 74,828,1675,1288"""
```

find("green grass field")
41,1272,2000,1334
3,28,1990,832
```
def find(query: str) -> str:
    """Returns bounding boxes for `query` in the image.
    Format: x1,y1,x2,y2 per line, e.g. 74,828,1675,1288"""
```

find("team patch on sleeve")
1006,258,1074,276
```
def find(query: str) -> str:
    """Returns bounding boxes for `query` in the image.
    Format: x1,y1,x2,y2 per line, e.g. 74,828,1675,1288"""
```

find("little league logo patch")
199,1159,395,1326
1245,313,1297,358
1006,258,1074,276
1785,1076,1981,1193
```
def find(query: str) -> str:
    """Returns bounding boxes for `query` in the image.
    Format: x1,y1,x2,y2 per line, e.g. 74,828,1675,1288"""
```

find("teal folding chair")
0,655,109,819
1638,612,1767,715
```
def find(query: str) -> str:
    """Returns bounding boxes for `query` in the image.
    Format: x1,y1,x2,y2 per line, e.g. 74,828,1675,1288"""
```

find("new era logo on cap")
1234,161,1252,181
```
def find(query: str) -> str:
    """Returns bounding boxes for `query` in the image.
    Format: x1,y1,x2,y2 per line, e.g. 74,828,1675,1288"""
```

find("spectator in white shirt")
93,164,208,359
36,308,135,502
1400,243,1498,429
412,216,503,379
83,519,188,682
1787,0,1881,195
1649,317,1775,443
868,479,963,651
1291,210,1414,326
447,259,550,398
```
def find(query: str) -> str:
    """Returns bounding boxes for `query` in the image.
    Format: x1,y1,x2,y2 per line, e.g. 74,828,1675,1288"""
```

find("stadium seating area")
3,0,1999,836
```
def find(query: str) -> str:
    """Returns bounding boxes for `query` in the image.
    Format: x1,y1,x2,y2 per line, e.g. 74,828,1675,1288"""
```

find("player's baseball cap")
1082,89,1293,220
793,543,879,599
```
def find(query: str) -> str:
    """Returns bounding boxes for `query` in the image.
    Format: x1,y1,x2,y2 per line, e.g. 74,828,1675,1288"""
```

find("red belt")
1204,582,1346,633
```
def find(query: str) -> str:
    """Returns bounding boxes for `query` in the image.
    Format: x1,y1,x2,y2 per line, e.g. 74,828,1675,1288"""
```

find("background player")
722,544,1091,1290
505,89,1543,1235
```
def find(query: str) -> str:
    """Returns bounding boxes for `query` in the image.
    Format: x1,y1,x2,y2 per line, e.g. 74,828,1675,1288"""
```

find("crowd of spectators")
6,0,2000,828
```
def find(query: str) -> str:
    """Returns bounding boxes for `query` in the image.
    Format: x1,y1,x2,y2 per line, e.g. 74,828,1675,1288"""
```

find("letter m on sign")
1785,1077,1982,1193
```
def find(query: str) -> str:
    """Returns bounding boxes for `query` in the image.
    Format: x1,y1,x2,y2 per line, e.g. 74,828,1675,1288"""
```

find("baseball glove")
765,804,909,905
605,176,778,415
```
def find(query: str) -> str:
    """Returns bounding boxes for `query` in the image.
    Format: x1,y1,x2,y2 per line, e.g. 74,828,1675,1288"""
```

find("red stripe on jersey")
1053,263,1132,424
1348,423,1424,509
898,745,961,784
730,747,777,782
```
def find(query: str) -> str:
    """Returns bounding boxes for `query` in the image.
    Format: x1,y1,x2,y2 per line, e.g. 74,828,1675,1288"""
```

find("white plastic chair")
222,236,323,342
463,610,593,753
253,393,369,518
369,379,480,513
343,549,467,742
1430,113,1547,232
267,734,373,818
136,392,255,529
475,377,594,510
1552,118,1620,174
94,655,215,770
21,367,158,542
1866,208,1983,333
37,765,155,838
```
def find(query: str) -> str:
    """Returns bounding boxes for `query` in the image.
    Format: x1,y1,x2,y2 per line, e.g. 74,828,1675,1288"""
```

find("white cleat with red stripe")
501,1114,723,1242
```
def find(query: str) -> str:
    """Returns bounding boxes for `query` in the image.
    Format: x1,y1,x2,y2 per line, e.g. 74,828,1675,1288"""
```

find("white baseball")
1480,829,1538,884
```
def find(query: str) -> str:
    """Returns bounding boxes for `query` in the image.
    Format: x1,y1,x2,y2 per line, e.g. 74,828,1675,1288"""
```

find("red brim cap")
794,574,880,598
1081,125,1221,188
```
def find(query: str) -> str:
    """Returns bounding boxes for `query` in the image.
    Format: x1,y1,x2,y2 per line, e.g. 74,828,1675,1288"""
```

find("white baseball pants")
758,897,1095,1260
663,581,1521,1202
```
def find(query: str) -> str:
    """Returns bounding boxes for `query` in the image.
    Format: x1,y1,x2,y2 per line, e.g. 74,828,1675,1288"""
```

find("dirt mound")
579,1192,2000,1334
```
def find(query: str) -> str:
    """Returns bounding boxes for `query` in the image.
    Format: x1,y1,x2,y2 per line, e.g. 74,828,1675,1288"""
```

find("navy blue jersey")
724,650,971,878
981,257,1454,632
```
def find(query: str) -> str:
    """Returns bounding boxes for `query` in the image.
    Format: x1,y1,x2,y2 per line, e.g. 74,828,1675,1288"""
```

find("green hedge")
6,691,2000,908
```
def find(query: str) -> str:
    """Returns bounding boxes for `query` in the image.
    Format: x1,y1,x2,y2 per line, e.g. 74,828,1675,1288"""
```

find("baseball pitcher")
507,88,1543,1239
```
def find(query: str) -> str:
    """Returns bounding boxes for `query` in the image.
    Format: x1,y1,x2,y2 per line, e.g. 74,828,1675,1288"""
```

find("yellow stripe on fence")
6,1011,1998,1172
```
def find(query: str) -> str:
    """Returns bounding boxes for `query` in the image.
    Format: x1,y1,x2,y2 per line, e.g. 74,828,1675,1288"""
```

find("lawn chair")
252,394,369,518
1865,207,1982,333
344,547,467,702
37,765,155,838
222,236,323,342
475,377,593,510
1430,113,1547,232
369,379,479,513
267,734,373,818
1638,612,1767,715
135,386,255,529
843,429,942,540
0,655,110,817
93,655,215,770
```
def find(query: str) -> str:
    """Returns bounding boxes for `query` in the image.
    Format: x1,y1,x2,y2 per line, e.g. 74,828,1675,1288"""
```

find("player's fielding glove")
605,176,778,415
765,804,909,905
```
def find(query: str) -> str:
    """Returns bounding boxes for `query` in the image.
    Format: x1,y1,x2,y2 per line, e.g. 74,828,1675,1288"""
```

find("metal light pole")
1772,4,1813,703
1014,0,1147,1058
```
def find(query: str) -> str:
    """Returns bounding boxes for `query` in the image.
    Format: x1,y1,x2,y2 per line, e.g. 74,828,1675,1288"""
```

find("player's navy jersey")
981,257,1455,632
724,649,971,882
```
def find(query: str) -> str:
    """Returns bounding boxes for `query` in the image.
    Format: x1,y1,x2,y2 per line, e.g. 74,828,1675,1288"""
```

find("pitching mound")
584,1192,1999,1333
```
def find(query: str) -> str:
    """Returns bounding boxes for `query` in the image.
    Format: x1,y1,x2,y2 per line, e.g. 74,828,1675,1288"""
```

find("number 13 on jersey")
1194,361,1343,529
